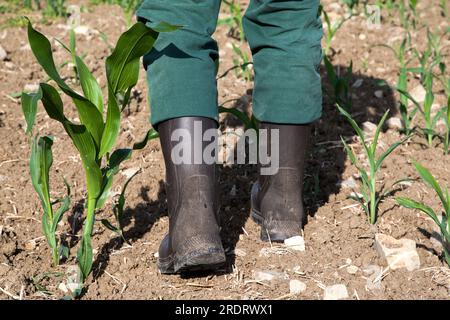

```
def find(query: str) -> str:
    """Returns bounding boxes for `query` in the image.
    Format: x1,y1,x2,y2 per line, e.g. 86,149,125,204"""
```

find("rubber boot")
157,117,226,274
251,122,311,242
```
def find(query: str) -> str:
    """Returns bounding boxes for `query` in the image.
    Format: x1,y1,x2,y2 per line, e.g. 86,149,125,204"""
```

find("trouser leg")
136,0,222,127
243,0,323,124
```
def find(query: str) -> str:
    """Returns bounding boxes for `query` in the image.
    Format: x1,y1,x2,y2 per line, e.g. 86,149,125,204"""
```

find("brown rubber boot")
251,122,311,242
157,117,226,274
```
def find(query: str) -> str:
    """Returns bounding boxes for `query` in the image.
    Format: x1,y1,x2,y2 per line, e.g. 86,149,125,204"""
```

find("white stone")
363,264,383,290
386,117,404,130
65,265,83,294
23,83,39,93
374,233,420,271
289,280,307,294
409,85,426,106
284,236,305,251
338,177,357,189
323,284,349,300
362,121,377,135
254,270,288,282
359,34,367,40
0,45,6,61
352,79,363,88
121,167,140,179
346,265,359,274
374,90,383,98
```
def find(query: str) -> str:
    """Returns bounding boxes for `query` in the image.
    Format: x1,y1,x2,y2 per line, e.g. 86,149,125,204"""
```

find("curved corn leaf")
21,89,43,134
219,106,252,129
64,123,102,200
337,105,370,156
96,148,132,209
75,55,104,113
40,83,66,122
370,110,389,156
413,162,449,213
77,233,93,282
99,22,160,158
375,135,409,172
133,128,159,150
26,20,104,147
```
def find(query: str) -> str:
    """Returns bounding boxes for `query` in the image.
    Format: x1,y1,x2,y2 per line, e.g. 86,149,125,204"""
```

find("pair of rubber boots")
157,117,310,274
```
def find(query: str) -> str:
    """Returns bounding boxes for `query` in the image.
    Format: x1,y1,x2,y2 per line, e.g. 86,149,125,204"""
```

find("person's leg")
137,1,225,273
244,0,323,241
243,0,323,124
137,0,221,127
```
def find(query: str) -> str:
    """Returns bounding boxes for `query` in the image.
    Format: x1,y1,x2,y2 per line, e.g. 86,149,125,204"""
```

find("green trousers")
136,0,323,127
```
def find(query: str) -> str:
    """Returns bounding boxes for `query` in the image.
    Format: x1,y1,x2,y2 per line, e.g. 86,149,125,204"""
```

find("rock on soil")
385,117,403,131
362,121,377,135
284,236,305,251
374,234,420,271
253,270,288,282
289,280,307,294
323,284,349,300
0,45,6,61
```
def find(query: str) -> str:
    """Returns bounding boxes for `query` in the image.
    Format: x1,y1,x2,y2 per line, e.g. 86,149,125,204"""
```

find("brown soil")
0,0,449,300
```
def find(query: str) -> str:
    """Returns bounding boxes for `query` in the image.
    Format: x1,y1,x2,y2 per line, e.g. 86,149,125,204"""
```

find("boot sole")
158,247,226,274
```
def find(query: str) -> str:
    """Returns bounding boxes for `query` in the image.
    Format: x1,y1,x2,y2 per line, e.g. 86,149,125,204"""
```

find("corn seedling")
231,43,253,82
26,135,71,266
443,92,450,155
91,0,143,27
440,0,448,17
337,105,409,224
321,5,348,57
21,19,178,283
397,162,450,266
218,0,245,42
324,56,353,111
398,72,444,148
375,36,418,135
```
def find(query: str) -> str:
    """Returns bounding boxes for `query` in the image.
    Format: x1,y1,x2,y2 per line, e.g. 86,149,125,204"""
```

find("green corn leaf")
26,19,104,147
219,106,252,129
21,89,43,135
75,55,104,113
413,162,449,213
375,135,409,172
323,55,337,86
370,110,390,158
101,219,119,233
396,88,425,115
77,234,93,282
114,169,140,228
51,195,70,234
64,123,102,200
99,22,160,158
133,128,160,150
337,105,370,156
30,136,54,219
96,148,133,209
39,83,66,122
397,197,441,226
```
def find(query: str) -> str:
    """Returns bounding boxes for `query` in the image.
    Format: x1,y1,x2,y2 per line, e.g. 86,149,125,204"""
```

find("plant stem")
370,177,377,224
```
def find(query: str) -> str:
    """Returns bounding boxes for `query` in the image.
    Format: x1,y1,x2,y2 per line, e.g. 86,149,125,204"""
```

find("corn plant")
21,19,177,282
398,72,444,148
338,105,409,224
397,162,450,266
444,92,450,155
218,0,245,42
231,43,253,82
321,5,348,57
26,135,71,266
90,0,143,27
440,0,448,17
375,36,418,135
324,56,353,111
